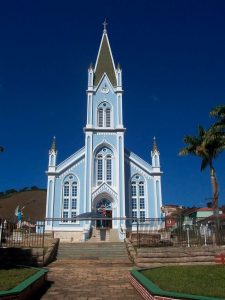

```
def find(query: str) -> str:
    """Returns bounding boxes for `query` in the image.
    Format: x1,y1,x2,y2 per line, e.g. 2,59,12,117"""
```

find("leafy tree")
19,187,29,192
5,189,18,194
30,186,39,190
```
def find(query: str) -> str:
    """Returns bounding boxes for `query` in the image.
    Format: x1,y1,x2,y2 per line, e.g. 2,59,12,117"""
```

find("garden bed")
131,265,225,300
0,267,38,291
0,266,48,299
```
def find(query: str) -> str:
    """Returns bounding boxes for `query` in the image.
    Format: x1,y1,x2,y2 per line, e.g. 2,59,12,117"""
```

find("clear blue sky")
1,0,225,207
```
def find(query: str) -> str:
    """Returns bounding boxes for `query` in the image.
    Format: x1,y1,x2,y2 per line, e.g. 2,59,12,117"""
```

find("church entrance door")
96,198,112,229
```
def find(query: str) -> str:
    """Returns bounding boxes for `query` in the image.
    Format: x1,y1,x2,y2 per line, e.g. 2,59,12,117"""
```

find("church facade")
45,26,163,242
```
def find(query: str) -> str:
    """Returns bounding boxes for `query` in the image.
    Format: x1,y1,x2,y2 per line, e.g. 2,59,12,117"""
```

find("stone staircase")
88,228,121,242
57,242,132,265
135,246,223,268
88,228,110,242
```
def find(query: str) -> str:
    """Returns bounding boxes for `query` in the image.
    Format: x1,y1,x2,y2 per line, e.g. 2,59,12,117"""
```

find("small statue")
15,205,25,228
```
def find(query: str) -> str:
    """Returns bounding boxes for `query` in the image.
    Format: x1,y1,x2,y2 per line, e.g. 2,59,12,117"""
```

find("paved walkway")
40,259,142,299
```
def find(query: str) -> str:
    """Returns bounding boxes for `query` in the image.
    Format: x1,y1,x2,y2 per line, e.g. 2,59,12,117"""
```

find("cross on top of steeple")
103,19,108,32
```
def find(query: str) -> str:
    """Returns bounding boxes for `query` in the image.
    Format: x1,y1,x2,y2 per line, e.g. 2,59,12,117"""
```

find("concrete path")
40,259,142,299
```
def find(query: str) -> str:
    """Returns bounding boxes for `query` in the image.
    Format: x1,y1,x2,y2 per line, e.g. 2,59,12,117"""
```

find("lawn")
141,265,225,298
0,267,37,291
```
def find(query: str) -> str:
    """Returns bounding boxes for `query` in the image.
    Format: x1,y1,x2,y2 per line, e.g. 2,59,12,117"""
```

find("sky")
0,0,225,208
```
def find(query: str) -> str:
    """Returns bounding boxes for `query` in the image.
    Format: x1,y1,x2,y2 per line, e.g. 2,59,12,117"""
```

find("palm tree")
179,125,225,243
210,105,225,154
210,105,225,130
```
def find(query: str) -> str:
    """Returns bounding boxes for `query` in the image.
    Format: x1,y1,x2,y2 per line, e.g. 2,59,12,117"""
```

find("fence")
132,217,225,248
1,216,225,248
45,216,225,247
0,220,45,248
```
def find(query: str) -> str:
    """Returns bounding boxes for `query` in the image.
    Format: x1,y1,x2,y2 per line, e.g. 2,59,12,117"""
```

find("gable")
124,148,153,177
53,146,85,175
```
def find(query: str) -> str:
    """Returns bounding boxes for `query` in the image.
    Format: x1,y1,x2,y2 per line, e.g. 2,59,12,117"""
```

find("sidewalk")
40,259,142,299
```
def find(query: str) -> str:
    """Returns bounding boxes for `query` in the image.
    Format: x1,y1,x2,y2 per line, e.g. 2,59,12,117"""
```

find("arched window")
139,181,145,222
106,108,111,127
97,102,112,128
131,181,137,221
62,176,79,223
63,182,69,222
95,148,113,186
71,182,78,222
106,155,112,184
97,154,103,184
98,108,103,127
130,176,146,223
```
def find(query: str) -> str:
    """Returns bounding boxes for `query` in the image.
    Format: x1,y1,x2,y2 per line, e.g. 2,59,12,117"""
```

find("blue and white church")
45,25,163,242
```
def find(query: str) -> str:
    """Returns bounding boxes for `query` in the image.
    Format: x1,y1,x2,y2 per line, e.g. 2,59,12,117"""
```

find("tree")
30,186,39,190
210,105,225,130
210,105,225,154
0,146,4,152
5,189,18,195
179,125,225,243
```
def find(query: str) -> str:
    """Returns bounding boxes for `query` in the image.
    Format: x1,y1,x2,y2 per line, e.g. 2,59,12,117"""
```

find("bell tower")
84,22,126,221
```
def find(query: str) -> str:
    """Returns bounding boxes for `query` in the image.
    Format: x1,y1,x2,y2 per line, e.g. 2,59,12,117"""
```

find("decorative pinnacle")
103,18,108,32
51,136,56,152
117,63,121,70
89,62,93,70
152,136,158,152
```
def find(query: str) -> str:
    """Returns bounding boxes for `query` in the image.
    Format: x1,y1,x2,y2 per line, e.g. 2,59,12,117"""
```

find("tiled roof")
198,207,214,211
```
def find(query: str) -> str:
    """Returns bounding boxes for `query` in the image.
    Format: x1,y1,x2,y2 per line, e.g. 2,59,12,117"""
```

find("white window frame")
131,178,146,223
105,108,111,127
97,154,103,185
98,108,103,127
97,102,112,128
61,178,79,224
95,150,113,186
106,155,112,185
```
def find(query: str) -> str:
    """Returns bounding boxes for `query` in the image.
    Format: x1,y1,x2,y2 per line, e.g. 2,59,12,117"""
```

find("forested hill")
0,190,46,221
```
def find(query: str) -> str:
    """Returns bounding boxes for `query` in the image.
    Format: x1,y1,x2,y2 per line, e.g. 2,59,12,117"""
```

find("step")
57,242,131,262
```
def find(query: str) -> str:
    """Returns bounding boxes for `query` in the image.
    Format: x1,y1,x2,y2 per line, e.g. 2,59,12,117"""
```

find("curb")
130,269,223,300
0,267,48,299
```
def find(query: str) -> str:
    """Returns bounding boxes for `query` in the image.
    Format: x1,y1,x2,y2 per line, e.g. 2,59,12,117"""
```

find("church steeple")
48,136,57,168
151,137,160,168
50,136,57,152
152,136,158,153
94,22,117,86
85,22,124,130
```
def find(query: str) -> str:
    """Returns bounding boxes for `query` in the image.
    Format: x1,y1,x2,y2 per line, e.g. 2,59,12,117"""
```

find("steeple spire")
151,137,160,168
50,136,56,152
94,21,117,86
48,136,57,168
152,136,158,152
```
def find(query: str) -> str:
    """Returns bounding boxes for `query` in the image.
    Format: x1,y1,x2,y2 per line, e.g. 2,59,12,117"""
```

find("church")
45,24,163,242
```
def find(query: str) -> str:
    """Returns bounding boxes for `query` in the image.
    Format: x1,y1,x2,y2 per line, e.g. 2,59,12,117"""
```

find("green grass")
0,268,37,291
141,265,225,298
